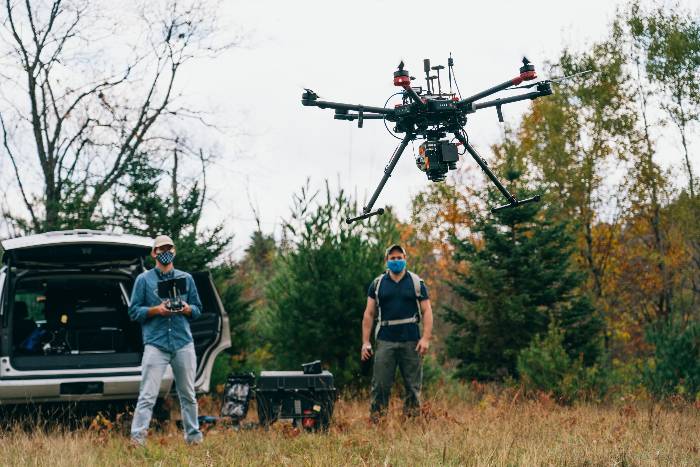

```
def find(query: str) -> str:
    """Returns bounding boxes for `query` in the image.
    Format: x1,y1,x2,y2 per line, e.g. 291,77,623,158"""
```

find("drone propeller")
511,69,593,90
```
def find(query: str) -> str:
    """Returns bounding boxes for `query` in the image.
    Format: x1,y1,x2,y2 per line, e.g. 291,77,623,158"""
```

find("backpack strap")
407,271,423,324
372,273,385,339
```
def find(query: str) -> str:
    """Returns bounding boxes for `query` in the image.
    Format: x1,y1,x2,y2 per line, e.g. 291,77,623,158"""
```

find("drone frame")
301,57,552,223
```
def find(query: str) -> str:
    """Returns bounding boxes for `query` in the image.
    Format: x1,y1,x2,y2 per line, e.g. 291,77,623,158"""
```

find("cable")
383,92,404,140
456,129,468,155
451,68,463,100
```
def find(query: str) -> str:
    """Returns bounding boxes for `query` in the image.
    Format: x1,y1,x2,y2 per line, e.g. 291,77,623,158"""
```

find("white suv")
0,230,230,405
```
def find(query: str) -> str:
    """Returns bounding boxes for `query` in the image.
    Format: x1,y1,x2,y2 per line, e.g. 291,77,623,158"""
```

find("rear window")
13,275,131,325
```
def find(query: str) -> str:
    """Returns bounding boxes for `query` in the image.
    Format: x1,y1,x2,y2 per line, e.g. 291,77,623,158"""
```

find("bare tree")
0,0,233,232
628,3,700,198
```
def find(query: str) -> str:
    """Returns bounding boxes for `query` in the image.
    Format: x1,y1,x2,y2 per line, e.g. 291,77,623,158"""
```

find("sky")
2,0,698,253
173,0,697,256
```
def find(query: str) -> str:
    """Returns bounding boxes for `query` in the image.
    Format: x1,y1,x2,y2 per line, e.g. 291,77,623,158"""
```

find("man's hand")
415,337,430,356
361,343,373,361
181,302,192,316
148,302,171,318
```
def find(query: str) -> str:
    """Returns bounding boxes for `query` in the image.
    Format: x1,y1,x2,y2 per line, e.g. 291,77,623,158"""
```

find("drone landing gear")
454,133,541,213
346,130,540,223
346,133,414,224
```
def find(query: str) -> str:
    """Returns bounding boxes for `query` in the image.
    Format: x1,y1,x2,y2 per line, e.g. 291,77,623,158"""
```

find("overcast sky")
177,0,696,256
3,0,697,253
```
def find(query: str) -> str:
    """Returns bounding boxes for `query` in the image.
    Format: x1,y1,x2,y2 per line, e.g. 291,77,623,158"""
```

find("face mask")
387,259,406,274
156,250,175,265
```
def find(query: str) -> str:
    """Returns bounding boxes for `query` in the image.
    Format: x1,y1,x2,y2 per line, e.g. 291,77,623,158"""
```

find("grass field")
2,387,699,466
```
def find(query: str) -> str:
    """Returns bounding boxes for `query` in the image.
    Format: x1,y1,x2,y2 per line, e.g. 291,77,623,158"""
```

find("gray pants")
131,343,202,445
370,339,422,418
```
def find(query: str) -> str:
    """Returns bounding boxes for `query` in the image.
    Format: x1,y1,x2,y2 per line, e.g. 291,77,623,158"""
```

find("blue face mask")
156,250,175,265
387,259,406,274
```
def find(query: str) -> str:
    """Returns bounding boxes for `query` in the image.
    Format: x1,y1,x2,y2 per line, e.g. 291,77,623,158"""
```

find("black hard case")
255,370,336,430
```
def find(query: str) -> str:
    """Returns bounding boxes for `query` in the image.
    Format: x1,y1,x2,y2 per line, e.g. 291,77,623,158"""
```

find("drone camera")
416,140,459,182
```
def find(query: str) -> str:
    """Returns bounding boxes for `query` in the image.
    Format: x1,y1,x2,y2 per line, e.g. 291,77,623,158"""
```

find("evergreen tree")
263,182,399,389
445,169,602,381
112,148,230,271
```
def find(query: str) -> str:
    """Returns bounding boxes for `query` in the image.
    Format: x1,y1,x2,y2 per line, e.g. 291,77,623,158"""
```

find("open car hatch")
1,230,152,268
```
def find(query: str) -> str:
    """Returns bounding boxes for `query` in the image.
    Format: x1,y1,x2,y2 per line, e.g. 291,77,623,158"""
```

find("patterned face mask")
156,250,175,265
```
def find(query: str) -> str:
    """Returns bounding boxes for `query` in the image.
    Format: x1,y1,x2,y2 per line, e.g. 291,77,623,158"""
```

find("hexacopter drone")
302,56,581,223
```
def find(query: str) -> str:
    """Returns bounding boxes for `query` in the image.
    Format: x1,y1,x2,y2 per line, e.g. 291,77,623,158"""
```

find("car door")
190,271,231,393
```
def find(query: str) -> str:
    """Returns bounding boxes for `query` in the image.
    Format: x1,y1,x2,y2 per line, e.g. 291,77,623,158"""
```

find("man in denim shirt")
129,235,203,446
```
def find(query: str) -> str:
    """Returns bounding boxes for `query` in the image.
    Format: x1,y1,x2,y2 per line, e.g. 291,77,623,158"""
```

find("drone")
302,56,587,224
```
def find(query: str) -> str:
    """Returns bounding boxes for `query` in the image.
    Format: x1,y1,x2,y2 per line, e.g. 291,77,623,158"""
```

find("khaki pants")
370,339,422,418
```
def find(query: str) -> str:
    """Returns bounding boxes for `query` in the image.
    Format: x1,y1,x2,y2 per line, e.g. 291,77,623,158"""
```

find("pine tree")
263,182,399,389
112,149,230,271
445,169,602,381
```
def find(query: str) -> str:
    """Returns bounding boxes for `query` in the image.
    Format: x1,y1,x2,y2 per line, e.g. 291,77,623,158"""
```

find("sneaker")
129,437,146,448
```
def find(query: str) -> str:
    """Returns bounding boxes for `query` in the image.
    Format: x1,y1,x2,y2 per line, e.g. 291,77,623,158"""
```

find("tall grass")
1,390,698,466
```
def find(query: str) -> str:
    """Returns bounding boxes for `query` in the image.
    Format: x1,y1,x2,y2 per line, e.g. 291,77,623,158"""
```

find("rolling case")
255,369,336,431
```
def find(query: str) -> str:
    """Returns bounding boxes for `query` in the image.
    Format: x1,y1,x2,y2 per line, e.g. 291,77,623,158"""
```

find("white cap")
153,234,175,249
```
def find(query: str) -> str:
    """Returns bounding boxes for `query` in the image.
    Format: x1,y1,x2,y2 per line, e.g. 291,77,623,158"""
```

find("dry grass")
1,389,699,466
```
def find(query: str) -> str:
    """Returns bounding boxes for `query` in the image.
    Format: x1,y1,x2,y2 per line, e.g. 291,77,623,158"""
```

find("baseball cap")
385,244,406,257
153,234,175,249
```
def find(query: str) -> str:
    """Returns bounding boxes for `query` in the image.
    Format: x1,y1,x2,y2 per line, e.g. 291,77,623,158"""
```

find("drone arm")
301,96,395,116
471,83,552,111
334,113,386,121
346,132,414,224
457,69,538,107
400,85,424,105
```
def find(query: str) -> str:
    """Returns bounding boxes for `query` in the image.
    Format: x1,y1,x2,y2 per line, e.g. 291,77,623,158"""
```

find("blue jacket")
129,268,202,352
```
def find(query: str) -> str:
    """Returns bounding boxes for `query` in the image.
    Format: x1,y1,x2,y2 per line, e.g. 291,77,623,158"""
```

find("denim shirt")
128,268,202,352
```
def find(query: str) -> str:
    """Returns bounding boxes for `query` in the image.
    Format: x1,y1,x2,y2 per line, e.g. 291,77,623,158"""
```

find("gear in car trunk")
9,273,143,370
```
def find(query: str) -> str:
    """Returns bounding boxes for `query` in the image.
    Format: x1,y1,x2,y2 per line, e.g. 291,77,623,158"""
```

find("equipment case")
255,370,336,431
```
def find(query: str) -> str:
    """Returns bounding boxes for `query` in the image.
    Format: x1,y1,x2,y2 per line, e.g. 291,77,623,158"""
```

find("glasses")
155,245,173,253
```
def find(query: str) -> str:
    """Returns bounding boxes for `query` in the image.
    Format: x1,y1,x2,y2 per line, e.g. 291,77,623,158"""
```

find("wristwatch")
362,344,372,351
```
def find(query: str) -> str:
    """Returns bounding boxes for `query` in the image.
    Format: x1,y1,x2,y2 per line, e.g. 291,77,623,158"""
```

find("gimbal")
301,56,553,224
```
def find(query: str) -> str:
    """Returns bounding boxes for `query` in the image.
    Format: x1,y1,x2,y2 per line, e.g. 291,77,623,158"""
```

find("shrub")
517,322,606,402
643,319,700,400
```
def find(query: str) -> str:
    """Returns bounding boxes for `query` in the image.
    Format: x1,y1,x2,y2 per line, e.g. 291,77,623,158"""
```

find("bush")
422,353,450,390
517,323,606,402
643,319,700,400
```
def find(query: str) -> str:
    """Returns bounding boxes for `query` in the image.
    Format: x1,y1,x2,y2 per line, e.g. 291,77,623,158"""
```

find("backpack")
372,270,423,338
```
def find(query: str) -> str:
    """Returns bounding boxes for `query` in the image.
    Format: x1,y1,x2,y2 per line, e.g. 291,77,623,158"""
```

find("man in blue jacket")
129,235,203,446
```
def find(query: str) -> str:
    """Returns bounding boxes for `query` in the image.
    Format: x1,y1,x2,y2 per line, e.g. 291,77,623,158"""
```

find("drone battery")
255,370,336,431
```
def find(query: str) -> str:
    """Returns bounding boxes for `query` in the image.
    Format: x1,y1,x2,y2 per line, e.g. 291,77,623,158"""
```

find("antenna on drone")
448,53,454,95
423,59,432,94
432,64,445,96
